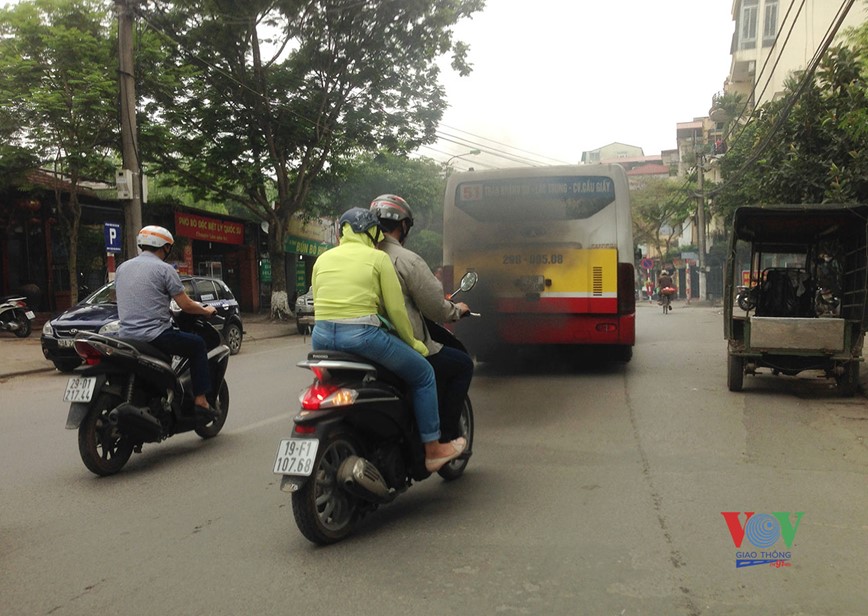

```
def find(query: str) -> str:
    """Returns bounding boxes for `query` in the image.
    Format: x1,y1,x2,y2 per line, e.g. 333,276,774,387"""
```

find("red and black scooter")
63,313,230,476
274,272,478,545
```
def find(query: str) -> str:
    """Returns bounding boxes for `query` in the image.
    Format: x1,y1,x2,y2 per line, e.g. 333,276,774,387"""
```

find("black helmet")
370,194,414,227
338,207,380,236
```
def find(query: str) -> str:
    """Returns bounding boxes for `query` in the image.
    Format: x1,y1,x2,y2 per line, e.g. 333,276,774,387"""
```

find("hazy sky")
0,0,735,170
427,0,735,169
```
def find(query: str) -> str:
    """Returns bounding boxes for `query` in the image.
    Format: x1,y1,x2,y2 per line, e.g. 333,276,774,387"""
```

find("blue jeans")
152,328,210,397
312,321,440,442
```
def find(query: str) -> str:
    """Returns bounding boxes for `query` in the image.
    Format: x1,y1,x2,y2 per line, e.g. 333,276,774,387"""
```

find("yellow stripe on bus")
454,247,618,295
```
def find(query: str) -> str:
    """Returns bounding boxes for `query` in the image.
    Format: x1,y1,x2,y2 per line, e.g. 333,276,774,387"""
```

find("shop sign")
175,212,244,245
285,235,333,257
260,257,272,283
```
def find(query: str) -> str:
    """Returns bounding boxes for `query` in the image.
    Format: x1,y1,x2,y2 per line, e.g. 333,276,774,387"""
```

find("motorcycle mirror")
450,271,478,297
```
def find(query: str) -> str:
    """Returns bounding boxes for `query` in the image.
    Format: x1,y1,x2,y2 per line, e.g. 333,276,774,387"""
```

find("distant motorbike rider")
657,269,675,305
115,226,218,422
310,208,466,472
371,194,474,442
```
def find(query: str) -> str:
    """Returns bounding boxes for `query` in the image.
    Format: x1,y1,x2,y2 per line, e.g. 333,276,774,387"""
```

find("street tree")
310,151,447,268
138,0,483,318
0,0,118,305
714,37,868,223
631,177,695,259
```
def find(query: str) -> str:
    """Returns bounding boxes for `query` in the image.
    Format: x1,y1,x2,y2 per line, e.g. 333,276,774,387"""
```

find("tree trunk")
268,220,291,320
56,189,82,305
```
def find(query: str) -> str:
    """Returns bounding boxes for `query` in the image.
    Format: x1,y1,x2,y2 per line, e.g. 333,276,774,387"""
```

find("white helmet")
136,225,174,248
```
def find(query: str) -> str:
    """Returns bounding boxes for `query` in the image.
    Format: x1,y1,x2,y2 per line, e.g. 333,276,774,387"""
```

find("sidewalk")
0,312,298,380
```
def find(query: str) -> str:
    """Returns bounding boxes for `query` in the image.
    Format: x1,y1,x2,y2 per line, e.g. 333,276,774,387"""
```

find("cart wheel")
727,353,744,392
836,361,859,397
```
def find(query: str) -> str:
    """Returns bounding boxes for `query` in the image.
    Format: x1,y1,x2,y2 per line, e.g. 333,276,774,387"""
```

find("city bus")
442,164,635,361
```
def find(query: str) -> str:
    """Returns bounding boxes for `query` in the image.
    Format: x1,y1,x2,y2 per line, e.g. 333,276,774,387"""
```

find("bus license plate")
273,439,319,476
63,377,97,403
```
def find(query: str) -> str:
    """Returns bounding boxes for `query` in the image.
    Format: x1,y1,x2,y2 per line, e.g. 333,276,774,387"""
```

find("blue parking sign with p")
105,223,122,253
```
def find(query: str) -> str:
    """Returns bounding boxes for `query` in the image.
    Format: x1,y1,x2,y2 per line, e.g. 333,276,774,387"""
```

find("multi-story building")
727,0,866,108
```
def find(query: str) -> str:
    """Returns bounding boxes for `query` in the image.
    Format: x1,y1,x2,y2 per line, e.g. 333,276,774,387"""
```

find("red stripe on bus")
495,296,618,314
494,313,635,345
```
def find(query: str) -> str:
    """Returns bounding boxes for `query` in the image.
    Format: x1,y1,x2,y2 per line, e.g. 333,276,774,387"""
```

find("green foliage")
309,150,447,267
138,0,482,298
714,31,868,224
0,0,118,182
631,177,694,257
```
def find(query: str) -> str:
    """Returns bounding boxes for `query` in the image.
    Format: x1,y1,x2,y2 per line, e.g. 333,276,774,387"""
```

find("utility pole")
117,0,142,259
696,154,707,301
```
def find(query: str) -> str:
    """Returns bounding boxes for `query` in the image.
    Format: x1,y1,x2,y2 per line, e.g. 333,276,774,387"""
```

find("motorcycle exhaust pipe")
113,402,163,443
337,456,396,504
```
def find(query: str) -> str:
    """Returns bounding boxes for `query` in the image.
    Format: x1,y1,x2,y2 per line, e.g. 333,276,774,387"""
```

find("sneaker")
195,403,220,423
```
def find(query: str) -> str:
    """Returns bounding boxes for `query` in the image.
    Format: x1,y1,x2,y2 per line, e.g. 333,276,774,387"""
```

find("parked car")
41,276,245,372
295,286,314,334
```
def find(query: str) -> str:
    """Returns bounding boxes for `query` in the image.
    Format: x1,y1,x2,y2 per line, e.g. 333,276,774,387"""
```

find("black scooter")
63,313,230,476
274,272,478,545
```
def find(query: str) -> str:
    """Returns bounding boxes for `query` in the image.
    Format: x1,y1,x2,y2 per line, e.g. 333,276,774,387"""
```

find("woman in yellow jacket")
311,208,466,472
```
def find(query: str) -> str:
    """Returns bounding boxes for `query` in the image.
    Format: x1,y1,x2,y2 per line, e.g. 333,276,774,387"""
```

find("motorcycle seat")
120,339,173,364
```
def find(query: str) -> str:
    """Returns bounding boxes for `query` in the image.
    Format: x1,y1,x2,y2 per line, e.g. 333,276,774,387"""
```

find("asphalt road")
1,302,867,615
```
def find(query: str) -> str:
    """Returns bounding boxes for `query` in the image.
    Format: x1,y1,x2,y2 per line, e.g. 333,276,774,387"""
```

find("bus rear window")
455,176,616,221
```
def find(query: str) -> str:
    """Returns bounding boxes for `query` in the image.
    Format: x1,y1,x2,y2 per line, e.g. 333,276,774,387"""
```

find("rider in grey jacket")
371,194,474,442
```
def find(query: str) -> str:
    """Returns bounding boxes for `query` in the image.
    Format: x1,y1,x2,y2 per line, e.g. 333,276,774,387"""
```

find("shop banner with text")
175,212,244,245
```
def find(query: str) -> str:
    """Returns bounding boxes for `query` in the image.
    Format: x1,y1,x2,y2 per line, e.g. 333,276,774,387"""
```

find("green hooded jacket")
312,223,428,356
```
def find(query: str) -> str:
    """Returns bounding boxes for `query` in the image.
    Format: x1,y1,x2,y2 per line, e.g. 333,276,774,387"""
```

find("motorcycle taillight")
299,381,358,410
74,340,102,366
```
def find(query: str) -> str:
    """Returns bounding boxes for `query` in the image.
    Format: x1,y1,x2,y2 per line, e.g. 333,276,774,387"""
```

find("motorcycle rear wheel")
438,396,474,481
12,310,31,337
78,393,134,476
292,431,363,545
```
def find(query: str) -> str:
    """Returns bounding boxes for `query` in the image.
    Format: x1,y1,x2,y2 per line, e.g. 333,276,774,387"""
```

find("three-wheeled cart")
724,204,868,395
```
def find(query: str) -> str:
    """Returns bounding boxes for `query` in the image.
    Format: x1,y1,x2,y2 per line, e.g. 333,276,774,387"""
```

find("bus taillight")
618,262,636,314
441,266,454,299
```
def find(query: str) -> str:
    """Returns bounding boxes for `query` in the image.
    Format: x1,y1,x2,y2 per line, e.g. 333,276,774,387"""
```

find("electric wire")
135,3,564,171
709,0,857,197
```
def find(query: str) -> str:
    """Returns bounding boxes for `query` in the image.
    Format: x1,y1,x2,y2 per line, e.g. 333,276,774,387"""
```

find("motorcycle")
0,295,36,337
736,285,759,312
63,312,230,476
274,272,479,545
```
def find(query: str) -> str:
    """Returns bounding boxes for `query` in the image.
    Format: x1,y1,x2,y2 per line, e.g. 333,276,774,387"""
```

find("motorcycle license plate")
24,310,35,320
273,439,319,476
63,377,97,403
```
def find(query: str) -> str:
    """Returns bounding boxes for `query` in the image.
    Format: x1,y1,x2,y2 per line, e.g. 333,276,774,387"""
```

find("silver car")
295,287,314,334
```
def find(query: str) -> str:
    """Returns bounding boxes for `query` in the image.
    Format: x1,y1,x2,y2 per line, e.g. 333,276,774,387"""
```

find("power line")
438,123,573,165
710,0,858,197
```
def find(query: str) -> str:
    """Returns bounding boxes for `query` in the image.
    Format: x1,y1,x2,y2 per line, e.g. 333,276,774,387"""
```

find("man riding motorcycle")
115,225,218,422
371,194,474,443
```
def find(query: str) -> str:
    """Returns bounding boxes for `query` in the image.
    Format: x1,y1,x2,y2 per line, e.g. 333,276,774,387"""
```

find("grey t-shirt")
116,251,184,341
